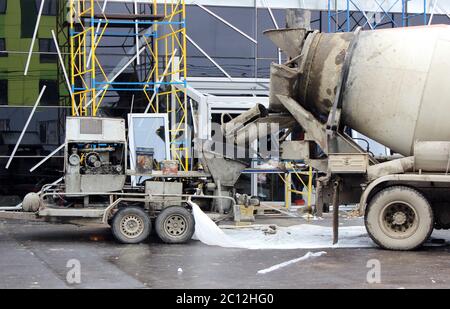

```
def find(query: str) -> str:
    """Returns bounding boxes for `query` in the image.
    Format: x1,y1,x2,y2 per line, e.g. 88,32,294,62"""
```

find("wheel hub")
120,215,144,238
382,202,417,236
392,211,407,226
164,215,187,237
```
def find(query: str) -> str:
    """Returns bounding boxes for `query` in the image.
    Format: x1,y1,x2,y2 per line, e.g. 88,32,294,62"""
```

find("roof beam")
104,0,314,9
104,0,450,15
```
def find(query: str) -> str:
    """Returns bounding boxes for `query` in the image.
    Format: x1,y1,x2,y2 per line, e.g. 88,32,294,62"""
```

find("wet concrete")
0,217,449,289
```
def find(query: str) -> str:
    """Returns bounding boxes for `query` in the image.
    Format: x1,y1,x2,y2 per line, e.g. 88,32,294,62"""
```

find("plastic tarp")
190,202,375,250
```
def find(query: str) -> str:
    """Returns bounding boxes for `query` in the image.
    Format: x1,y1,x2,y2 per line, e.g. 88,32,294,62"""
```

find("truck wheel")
365,186,434,251
155,206,195,244
111,207,151,244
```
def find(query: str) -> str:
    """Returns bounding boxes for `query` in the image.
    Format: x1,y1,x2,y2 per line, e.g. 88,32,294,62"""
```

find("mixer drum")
268,25,450,156
343,25,450,156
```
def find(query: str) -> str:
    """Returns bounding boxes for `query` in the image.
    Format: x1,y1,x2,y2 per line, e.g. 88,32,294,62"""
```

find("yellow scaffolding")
243,163,314,211
69,0,189,170
277,164,314,211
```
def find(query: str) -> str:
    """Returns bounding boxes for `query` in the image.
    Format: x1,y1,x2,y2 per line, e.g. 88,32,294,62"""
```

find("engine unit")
65,117,127,193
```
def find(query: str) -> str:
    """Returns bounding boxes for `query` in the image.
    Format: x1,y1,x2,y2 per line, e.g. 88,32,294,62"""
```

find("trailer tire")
111,207,151,244
155,206,195,244
365,186,434,251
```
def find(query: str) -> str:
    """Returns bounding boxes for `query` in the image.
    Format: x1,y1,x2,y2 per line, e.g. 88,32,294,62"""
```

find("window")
39,39,57,63
0,119,10,131
0,38,6,57
39,80,59,106
35,0,56,16
21,0,36,38
0,80,7,105
39,120,58,144
128,114,170,186
0,0,6,14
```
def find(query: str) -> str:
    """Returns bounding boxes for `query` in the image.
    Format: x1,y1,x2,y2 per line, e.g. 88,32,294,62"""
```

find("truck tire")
155,206,195,244
111,207,151,244
365,186,434,251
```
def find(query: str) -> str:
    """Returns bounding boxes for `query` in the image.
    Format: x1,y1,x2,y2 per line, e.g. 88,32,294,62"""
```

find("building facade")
1,0,450,206
0,0,59,106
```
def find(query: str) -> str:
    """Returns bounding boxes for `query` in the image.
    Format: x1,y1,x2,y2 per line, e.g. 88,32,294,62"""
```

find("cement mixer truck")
9,25,450,251
246,24,450,250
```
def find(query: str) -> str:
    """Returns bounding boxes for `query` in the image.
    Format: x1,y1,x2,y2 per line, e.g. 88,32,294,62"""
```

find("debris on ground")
263,225,277,235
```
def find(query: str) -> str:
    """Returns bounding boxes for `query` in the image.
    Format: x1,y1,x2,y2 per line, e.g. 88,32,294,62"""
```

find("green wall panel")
0,0,58,106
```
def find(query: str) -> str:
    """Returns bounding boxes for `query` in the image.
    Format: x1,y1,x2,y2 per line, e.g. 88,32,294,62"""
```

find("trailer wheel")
155,206,195,244
111,207,151,244
365,186,434,251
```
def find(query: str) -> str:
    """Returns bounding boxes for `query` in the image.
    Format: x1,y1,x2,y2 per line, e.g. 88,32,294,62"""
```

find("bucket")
136,147,154,174
161,160,179,175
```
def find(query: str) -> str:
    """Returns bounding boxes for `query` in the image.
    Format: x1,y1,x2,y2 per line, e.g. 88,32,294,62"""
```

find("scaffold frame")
327,0,429,33
69,0,189,171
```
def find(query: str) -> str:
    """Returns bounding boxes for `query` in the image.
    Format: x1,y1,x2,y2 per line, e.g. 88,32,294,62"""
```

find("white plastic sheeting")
257,251,327,274
190,202,375,250
191,202,243,248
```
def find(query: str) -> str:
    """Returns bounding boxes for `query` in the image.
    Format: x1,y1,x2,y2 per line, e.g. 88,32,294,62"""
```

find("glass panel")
131,117,168,163
257,174,285,202
0,106,67,202
20,0,38,38
0,157,63,203
186,6,256,78
0,0,6,14
0,106,67,156
39,80,59,105
129,115,169,186
39,39,57,63
0,38,7,57
0,80,7,105
35,0,57,16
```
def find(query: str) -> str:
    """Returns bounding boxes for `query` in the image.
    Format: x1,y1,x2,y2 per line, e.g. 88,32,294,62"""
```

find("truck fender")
359,176,401,215
359,174,450,214
102,198,124,224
